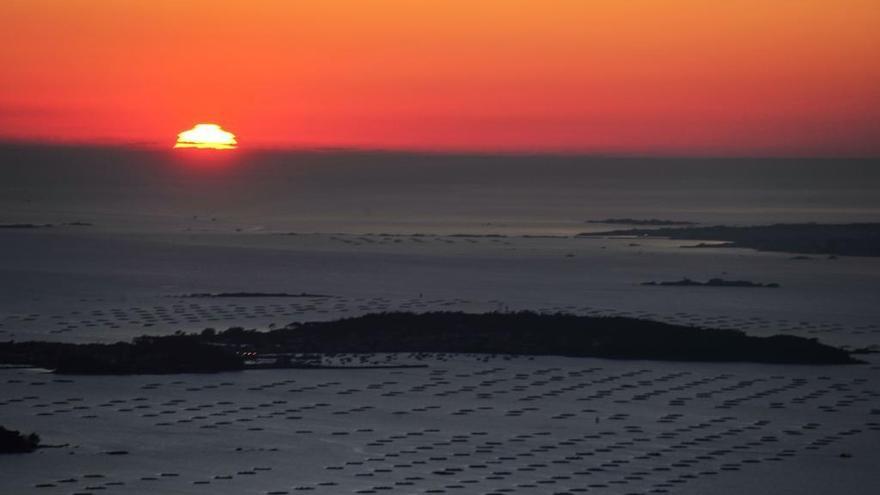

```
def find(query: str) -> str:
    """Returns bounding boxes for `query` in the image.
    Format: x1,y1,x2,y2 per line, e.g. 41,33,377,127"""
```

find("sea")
1,145,878,494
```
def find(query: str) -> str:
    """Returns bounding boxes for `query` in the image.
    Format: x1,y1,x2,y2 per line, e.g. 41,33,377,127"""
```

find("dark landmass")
587,218,697,226
230,312,854,364
680,242,736,249
0,222,91,229
205,312,854,365
0,426,40,454
0,335,244,374
642,278,780,288
0,312,859,373
256,363,430,370
0,223,53,229
179,292,332,299
279,232,511,239
578,223,880,257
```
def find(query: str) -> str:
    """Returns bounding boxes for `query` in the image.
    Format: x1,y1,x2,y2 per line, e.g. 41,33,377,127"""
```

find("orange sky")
1,0,878,155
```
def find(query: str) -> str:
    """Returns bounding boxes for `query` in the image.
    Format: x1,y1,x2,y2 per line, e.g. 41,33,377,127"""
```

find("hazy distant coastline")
580,223,880,257
178,292,332,299
587,218,696,226
642,278,780,288
0,222,91,229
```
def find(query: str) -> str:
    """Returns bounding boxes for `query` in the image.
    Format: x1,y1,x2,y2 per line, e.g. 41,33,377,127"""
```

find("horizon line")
0,138,878,160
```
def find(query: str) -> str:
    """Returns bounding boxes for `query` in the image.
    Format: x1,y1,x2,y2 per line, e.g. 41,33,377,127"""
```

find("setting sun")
175,124,237,150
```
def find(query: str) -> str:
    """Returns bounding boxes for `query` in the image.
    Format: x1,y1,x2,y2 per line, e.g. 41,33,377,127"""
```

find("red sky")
1,0,878,155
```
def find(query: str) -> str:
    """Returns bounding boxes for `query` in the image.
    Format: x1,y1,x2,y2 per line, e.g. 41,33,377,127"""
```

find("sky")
1,0,878,155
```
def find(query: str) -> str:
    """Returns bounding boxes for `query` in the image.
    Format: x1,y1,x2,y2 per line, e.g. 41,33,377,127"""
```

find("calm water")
2,145,879,234
2,147,879,495
2,144,879,344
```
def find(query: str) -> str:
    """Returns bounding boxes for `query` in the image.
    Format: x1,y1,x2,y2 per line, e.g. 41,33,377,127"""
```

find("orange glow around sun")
1,1,879,155
175,124,237,150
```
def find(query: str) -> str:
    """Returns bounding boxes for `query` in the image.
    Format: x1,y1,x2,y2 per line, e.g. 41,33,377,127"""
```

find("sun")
175,123,237,150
